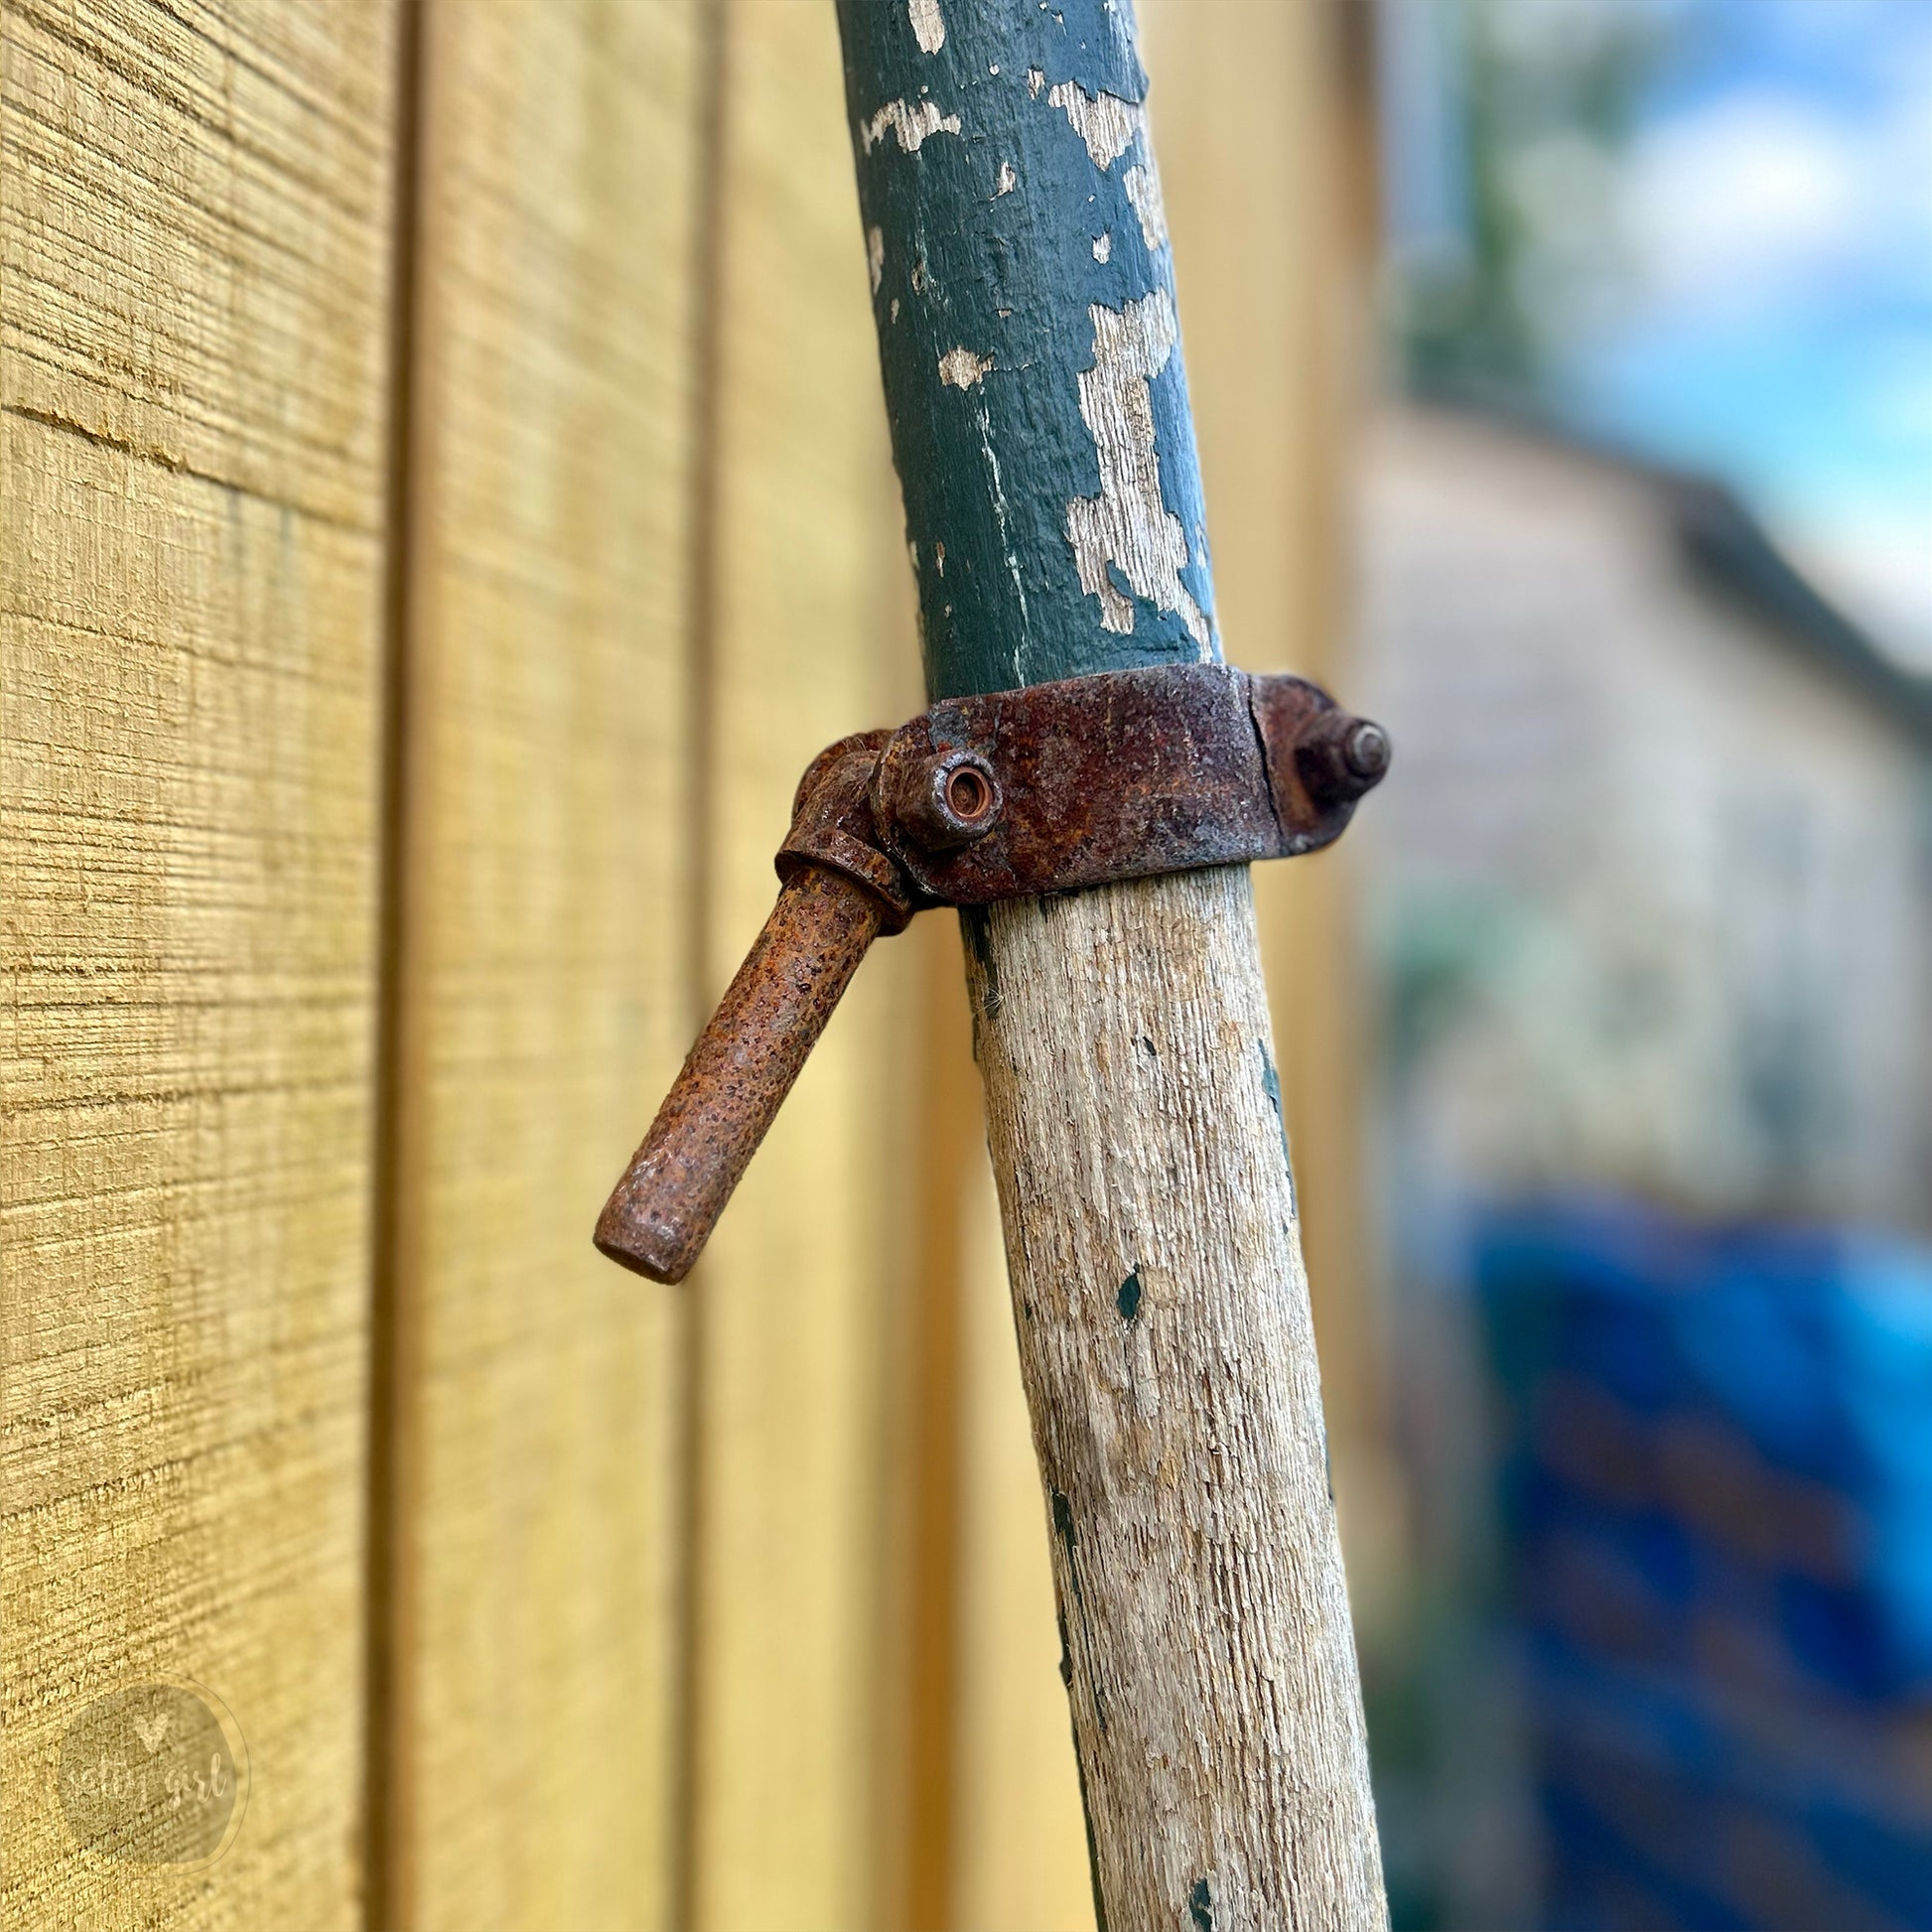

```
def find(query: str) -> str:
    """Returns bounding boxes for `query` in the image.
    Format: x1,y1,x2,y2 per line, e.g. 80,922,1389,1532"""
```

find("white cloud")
1623,91,1863,316
1620,43,1932,321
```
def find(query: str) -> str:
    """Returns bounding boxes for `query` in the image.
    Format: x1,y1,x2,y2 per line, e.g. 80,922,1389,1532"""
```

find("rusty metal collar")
597,664,1389,1283
784,663,1387,918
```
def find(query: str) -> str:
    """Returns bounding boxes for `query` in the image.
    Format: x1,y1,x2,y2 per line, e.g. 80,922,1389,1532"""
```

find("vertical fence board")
690,3,921,1924
0,1,397,1924
384,4,704,1926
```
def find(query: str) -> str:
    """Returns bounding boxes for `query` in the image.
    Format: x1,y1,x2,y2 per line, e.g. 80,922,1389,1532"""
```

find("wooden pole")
834,7,1386,1927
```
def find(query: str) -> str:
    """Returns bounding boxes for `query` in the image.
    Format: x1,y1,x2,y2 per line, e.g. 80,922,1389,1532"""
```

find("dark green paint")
1115,1268,1142,1323
1189,1876,1214,1930
1056,1523,1114,1927
1050,1486,1081,1587
1049,1486,1108,1734
959,903,1001,1019
1260,1044,1299,1217
1067,1697,1113,1932
835,0,1219,700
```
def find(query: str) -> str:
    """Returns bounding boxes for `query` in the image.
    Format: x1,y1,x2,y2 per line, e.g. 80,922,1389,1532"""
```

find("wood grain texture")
965,869,1385,1931
688,4,922,1926
381,4,703,1926
0,0,396,1923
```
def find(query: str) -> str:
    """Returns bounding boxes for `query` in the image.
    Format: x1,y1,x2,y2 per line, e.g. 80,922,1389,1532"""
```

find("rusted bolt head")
886,748,1004,851
1297,711,1393,806
1343,721,1390,783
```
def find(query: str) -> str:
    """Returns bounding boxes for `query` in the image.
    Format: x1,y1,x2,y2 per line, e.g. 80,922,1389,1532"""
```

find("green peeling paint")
1189,1875,1215,1930
836,0,1219,701
1260,1044,1299,1217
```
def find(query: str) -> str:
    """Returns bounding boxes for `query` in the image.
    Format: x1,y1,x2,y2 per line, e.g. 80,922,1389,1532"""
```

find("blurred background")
2,2,1926,1929
1359,4,1932,1926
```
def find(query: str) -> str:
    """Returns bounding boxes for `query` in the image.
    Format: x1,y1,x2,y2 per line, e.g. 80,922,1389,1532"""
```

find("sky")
1387,0,1932,667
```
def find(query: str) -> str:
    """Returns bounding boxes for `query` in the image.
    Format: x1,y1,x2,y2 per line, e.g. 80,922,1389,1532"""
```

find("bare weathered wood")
934,9,1385,1921
964,870,1383,1930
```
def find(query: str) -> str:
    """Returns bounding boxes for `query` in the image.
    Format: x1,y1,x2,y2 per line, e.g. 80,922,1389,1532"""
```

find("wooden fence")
1,2,1376,1925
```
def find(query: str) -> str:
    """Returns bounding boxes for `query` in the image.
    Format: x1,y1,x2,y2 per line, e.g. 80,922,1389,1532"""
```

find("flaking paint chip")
1065,290,1210,648
1046,79,1144,170
1125,163,1168,251
909,0,945,53
860,98,962,154
938,346,994,389
903,0,942,52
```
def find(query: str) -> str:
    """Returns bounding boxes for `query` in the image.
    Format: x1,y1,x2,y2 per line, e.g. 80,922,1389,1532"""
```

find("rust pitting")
595,663,1389,1283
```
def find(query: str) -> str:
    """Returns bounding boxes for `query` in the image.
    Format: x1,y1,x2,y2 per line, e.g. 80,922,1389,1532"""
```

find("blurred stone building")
1358,405,1932,1241
1353,403,1932,1928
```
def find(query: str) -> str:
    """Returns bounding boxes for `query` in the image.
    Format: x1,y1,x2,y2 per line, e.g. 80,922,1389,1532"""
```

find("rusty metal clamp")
595,663,1390,1283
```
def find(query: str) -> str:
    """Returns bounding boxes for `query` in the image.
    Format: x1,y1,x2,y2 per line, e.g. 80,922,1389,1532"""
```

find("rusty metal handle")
594,865,891,1283
594,669,1388,1285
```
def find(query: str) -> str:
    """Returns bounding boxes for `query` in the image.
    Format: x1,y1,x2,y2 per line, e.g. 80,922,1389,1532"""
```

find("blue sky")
1388,0,1932,665
1578,0,1931,661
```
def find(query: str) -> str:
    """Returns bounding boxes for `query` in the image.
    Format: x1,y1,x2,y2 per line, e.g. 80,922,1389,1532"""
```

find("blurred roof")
1667,478,1932,747
1417,397,1932,749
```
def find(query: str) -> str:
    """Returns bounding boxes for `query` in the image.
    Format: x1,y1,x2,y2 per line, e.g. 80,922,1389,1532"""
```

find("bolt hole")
946,767,992,821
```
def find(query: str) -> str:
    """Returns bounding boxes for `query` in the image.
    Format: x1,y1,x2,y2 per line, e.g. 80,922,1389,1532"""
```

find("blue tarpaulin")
1474,1198,1932,1929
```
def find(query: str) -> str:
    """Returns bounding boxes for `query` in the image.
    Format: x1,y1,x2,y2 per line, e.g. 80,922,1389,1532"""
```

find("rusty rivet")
945,762,996,823
888,748,1004,852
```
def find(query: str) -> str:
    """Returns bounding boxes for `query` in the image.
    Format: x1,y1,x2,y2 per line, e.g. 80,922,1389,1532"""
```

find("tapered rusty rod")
595,865,890,1283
